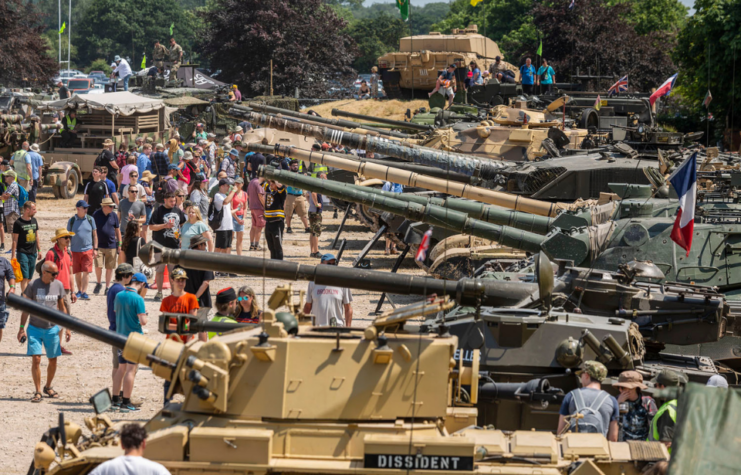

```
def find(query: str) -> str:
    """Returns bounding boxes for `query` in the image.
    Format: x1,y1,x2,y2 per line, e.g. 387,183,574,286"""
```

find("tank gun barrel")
263,165,551,242
331,108,434,131
245,112,511,181
140,243,537,307
243,103,414,139
248,142,598,218
479,378,564,408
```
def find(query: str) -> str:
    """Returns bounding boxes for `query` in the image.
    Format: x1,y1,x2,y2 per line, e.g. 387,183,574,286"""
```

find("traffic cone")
151,265,171,290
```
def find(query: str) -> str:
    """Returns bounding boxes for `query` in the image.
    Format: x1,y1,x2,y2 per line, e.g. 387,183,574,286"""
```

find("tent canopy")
39,92,165,116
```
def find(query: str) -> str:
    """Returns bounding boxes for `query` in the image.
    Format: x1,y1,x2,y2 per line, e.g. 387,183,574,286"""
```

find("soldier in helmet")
168,38,183,83
557,361,619,441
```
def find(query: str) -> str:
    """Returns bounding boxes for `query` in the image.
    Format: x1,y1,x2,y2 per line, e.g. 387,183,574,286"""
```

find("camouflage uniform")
153,43,168,69
169,42,183,81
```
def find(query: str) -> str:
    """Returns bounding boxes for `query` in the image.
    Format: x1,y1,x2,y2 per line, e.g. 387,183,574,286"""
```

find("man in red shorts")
67,200,98,300
247,175,266,251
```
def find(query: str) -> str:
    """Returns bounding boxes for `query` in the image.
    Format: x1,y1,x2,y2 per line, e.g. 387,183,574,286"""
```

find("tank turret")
330,108,434,131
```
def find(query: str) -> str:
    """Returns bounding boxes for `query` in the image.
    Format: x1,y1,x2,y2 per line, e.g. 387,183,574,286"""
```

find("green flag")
396,0,409,21
141,54,147,69
170,23,174,36
536,40,542,56
59,22,66,34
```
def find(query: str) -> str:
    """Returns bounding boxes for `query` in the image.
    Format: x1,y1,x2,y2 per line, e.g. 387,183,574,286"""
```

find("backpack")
208,198,224,230
17,185,28,207
67,214,94,232
567,389,611,435
35,246,72,275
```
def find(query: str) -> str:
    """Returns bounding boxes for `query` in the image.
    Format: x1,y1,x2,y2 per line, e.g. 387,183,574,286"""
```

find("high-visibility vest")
648,399,677,453
311,163,328,178
12,150,29,180
65,115,76,132
207,314,238,340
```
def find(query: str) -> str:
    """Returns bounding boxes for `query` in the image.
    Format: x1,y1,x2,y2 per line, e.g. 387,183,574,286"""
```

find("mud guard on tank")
44,162,81,200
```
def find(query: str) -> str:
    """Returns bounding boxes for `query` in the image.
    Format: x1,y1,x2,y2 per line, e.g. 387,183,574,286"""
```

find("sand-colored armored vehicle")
9,257,670,474
378,25,519,97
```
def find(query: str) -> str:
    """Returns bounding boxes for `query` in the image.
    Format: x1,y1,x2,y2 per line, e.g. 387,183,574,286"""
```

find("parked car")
87,71,108,84
88,84,105,94
52,70,87,85
67,78,94,95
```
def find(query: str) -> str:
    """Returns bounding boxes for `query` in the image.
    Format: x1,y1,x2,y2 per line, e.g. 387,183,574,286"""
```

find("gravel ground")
0,187,426,475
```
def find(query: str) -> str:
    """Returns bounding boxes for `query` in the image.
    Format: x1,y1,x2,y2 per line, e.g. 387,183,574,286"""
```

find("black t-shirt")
248,153,265,180
150,204,186,249
265,186,286,222
183,266,214,308
84,179,110,215
59,86,69,99
123,236,144,264
95,149,118,183
13,217,39,255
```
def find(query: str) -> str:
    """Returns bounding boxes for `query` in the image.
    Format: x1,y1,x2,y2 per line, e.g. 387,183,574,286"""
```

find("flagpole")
58,0,61,71
410,0,414,101
68,0,71,69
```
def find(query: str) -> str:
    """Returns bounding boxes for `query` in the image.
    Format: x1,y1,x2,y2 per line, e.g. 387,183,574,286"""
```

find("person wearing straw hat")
614,370,657,441
46,228,77,355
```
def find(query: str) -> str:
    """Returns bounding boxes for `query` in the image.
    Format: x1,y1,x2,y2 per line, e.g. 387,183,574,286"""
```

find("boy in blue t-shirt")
113,273,148,412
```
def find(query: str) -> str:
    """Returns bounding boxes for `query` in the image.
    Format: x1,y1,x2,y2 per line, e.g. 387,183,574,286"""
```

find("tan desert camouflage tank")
378,25,519,95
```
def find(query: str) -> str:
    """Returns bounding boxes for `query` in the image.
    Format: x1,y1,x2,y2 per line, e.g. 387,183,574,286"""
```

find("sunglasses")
45,271,59,277
237,296,252,301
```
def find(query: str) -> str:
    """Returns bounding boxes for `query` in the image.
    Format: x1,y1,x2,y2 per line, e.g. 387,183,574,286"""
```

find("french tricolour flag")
649,73,678,106
669,152,697,256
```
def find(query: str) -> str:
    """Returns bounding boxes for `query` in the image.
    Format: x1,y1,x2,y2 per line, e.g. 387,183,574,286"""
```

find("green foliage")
0,0,57,84
41,30,79,66
349,2,449,36
673,0,741,135
73,0,201,69
346,13,409,72
86,59,113,75
612,0,688,35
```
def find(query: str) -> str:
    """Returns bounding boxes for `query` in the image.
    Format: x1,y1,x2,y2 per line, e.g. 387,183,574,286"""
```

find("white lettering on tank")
378,455,387,468
420,456,429,469
405,456,413,469
431,456,439,469
441,458,450,469
451,457,460,469
394,456,403,468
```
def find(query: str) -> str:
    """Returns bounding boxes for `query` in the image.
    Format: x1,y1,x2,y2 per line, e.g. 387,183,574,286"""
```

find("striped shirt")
264,183,286,221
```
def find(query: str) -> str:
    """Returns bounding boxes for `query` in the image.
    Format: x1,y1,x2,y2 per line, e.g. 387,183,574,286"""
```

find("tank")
8,285,673,473
377,25,519,97
331,108,434,131
133,245,736,427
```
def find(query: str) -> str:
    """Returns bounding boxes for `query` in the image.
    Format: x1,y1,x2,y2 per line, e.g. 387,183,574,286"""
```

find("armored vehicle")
8,262,671,474
377,25,519,98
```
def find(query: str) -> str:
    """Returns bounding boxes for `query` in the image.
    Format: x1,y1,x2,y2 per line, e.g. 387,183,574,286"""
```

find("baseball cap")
652,369,681,387
170,267,188,280
576,361,607,382
131,273,149,287
321,253,337,262
75,199,90,208
706,374,729,388
613,370,647,390
168,164,179,170
116,263,135,275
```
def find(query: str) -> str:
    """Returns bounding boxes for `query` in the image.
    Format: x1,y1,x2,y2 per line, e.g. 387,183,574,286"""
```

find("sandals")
43,387,59,399
31,392,43,403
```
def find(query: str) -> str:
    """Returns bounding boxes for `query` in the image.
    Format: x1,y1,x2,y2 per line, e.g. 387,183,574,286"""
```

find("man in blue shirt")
520,57,536,95
136,144,153,177
92,197,121,295
27,144,44,202
107,263,133,410
113,271,147,412
68,200,98,300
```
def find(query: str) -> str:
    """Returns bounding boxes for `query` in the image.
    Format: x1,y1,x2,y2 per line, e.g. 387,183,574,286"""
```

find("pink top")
120,164,138,185
247,178,265,210
232,190,248,218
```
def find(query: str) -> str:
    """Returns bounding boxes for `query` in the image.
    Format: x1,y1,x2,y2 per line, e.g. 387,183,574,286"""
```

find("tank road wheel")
56,170,79,200
579,108,600,130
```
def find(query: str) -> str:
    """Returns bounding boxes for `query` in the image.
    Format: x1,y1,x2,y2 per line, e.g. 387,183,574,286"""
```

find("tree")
531,0,676,92
200,0,356,98
346,14,409,72
0,0,57,85
74,0,200,69
673,0,741,133
86,59,113,75
611,0,688,35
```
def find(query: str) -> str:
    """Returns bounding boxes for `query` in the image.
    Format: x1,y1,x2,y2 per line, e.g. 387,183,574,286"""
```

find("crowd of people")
0,126,361,411
429,56,557,107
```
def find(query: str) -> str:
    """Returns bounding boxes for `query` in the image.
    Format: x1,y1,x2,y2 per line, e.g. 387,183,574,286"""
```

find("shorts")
437,86,454,97
155,262,175,275
27,325,61,358
112,346,119,369
177,181,189,194
215,230,233,249
145,205,153,225
18,178,30,192
17,252,37,280
250,209,266,228
94,248,118,270
72,250,94,274
233,218,245,233
0,303,8,329
285,194,308,220
309,212,322,237
117,349,134,365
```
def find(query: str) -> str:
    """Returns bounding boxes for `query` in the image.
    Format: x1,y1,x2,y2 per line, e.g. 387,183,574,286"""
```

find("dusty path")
0,187,427,475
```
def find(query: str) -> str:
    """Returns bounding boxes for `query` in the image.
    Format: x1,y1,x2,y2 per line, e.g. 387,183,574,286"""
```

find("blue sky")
369,0,695,10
